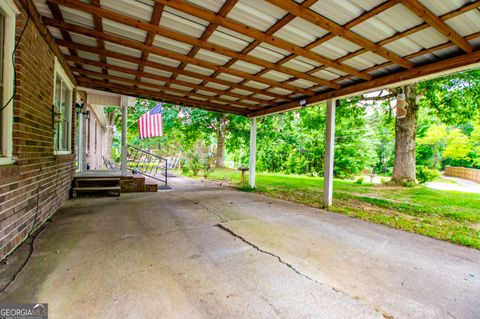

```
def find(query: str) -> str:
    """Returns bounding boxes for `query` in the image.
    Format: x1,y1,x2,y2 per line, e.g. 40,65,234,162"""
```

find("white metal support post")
120,96,128,176
323,99,336,208
249,117,257,188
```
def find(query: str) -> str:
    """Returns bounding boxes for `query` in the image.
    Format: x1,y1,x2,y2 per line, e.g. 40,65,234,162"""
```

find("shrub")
416,165,440,184
356,177,365,184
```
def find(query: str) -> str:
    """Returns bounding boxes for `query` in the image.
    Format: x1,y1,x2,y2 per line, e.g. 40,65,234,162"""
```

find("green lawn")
190,168,480,249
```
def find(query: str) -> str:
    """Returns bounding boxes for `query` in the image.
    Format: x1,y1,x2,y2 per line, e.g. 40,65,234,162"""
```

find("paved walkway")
1,176,479,318
427,175,480,194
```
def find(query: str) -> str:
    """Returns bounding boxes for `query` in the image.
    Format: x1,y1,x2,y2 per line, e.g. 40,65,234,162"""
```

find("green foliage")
355,177,365,184
416,166,440,184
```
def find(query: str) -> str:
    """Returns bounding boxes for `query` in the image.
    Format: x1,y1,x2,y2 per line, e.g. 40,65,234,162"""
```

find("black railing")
127,145,168,187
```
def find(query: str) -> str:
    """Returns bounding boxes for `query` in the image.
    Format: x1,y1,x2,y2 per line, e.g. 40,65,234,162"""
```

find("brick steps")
72,177,121,198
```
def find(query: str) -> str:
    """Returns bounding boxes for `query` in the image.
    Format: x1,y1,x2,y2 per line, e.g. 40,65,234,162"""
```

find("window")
0,0,17,165
53,58,74,154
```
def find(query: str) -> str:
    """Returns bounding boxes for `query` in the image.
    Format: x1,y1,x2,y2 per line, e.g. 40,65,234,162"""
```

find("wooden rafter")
90,0,108,81
169,0,238,89
136,2,164,83
46,0,338,90
154,0,372,81
43,18,315,96
72,67,260,110
250,49,480,117
265,0,413,69
55,39,288,101
77,78,249,115
401,0,473,53
64,55,269,105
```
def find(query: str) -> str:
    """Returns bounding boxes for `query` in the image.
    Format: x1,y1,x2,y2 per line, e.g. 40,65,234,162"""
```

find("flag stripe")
138,103,163,139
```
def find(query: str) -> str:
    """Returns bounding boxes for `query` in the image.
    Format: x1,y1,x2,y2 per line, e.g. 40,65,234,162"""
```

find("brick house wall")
0,4,76,259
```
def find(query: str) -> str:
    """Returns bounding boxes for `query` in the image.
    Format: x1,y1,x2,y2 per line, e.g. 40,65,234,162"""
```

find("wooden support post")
323,99,336,208
249,117,257,188
121,96,128,176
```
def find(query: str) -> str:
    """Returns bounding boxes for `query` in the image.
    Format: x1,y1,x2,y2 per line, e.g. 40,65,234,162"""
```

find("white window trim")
53,57,74,155
0,0,18,165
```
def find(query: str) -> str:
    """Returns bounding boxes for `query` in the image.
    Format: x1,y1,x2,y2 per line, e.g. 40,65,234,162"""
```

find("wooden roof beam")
73,68,260,110
55,39,288,101
46,0,337,89
77,78,249,115
90,0,108,81
249,49,480,117
265,0,414,69
43,18,314,96
401,0,473,53
154,0,372,80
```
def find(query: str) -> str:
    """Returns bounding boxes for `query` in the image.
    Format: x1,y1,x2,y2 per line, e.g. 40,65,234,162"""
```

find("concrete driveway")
1,177,479,318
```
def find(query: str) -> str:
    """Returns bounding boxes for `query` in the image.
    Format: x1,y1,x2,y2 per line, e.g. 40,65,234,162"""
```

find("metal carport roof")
26,0,480,116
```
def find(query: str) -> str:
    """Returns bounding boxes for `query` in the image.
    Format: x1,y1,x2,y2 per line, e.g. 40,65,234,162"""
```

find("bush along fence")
444,166,480,183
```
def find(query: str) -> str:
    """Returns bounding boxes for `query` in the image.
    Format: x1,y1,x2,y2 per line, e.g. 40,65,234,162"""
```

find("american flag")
138,103,163,139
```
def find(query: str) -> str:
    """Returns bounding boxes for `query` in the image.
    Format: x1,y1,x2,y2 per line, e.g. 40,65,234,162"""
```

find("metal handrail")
127,144,168,187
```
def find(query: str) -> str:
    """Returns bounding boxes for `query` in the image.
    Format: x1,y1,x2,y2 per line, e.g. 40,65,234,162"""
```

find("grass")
191,168,480,249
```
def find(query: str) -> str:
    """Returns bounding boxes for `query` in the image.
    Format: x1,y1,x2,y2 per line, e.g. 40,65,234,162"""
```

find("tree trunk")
391,85,419,184
215,114,227,168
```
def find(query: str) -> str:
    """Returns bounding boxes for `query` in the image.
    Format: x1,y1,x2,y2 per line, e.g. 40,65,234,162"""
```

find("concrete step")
74,177,120,182
72,186,121,198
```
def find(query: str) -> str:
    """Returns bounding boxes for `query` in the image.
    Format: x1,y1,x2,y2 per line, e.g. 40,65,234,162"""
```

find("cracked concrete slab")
0,176,479,318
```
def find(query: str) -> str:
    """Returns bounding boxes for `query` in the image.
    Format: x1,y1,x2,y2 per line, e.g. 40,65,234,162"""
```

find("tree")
417,124,448,169
443,129,472,160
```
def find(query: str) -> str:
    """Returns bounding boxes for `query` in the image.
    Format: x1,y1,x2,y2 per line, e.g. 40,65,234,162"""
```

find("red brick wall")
0,5,76,259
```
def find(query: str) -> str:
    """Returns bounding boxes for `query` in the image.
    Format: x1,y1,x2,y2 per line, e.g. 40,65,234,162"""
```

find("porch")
1,177,479,318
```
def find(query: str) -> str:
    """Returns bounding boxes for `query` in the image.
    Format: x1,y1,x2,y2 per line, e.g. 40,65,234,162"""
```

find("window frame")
0,0,18,165
53,57,74,155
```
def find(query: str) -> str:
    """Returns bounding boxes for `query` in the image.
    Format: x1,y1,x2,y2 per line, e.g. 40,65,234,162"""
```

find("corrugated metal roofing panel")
311,69,341,81
163,6,209,27
70,33,97,47
165,91,186,97
103,18,147,42
141,78,167,87
189,96,208,101
343,51,388,70
187,0,226,13
104,42,142,58
289,79,316,89
208,30,250,52
404,27,448,50
219,95,239,101
102,0,154,22
59,5,94,28
109,69,135,80
195,49,231,65
311,36,362,60
268,87,292,95
248,45,287,63
252,93,275,100
324,67,348,77
83,65,103,73
169,84,194,92
216,72,244,83
59,46,70,56
445,11,480,37
295,56,322,68
383,37,423,57
160,10,207,38
227,0,286,32
351,4,423,43
231,88,253,95
205,82,229,91
261,70,292,82
110,79,131,86
244,80,270,90
33,0,53,18
152,35,193,55
176,75,203,85
282,58,315,73
230,61,264,74
77,51,101,62
241,99,260,105
147,53,181,68
274,17,329,47
143,67,172,78
310,0,367,25
196,90,217,96
215,26,254,43
184,64,215,76
106,57,138,70
419,0,465,16
47,26,64,40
